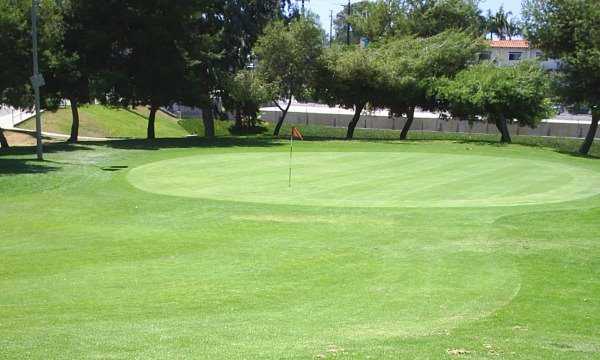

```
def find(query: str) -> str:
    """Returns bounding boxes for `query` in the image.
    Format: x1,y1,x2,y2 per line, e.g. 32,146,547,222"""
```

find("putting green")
127,151,600,207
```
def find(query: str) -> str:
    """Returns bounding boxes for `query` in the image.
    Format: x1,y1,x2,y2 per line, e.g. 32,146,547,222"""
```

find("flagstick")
288,135,293,188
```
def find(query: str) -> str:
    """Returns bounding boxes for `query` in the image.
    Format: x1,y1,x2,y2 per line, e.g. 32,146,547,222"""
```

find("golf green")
128,151,600,207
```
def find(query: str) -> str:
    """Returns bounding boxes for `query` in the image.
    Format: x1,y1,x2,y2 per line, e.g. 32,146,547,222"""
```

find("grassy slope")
18,105,190,138
1,136,600,358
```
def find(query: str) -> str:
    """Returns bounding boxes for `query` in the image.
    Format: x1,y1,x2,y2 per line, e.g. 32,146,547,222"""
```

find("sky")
305,0,522,33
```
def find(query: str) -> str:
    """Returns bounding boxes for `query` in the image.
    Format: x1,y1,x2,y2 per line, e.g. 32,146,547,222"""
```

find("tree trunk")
0,127,9,149
399,107,415,140
68,98,80,143
579,107,599,155
346,103,366,140
495,115,512,143
235,109,243,128
147,105,158,140
273,98,292,136
202,106,215,139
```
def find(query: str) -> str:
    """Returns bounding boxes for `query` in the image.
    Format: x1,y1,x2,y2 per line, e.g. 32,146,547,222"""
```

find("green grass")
278,122,600,158
18,105,190,138
178,117,241,137
1,135,600,359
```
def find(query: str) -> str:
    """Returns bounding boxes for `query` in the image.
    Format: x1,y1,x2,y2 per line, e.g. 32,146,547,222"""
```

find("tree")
254,18,324,136
41,0,118,143
0,0,32,149
436,61,553,143
223,70,271,130
333,1,370,45
347,0,406,43
339,0,484,44
484,6,521,40
180,0,283,139
90,1,280,140
506,18,522,40
315,45,385,139
96,0,197,140
523,0,600,155
375,31,484,140
405,0,484,38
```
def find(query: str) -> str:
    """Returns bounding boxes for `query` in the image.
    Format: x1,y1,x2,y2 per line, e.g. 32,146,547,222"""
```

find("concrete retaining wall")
261,109,600,139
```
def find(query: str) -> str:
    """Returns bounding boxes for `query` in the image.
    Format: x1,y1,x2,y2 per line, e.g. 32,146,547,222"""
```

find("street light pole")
31,0,44,161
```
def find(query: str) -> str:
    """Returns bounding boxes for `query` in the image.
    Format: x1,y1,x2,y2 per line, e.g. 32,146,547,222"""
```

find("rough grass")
18,105,190,138
1,137,600,359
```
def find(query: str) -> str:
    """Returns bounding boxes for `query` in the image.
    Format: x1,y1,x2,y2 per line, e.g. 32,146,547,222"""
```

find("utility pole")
300,0,309,16
346,0,351,45
330,10,333,47
31,0,44,161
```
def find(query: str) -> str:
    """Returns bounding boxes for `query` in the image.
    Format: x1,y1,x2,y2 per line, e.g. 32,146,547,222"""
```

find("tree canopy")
337,0,484,44
404,0,483,38
315,45,385,139
223,70,272,131
484,6,521,40
254,17,324,136
0,0,62,148
0,0,32,111
437,61,552,143
523,0,600,154
374,30,485,139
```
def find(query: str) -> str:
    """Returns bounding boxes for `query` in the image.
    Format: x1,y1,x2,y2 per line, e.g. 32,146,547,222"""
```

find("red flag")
291,127,304,140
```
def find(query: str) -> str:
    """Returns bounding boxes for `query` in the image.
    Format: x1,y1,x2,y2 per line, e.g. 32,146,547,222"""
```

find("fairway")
2,139,600,359
128,151,600,207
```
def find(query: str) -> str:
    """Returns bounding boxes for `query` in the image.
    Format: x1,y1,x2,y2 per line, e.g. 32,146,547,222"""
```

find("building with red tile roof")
489,40,531,49
480,39,559,70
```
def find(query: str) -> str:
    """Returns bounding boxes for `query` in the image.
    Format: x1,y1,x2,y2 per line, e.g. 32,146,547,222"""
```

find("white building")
480,40,560,70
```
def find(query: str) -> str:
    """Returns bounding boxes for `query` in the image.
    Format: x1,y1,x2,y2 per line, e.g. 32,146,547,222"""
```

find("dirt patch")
447,348,471,356
4,130,38,146
1,130,61,147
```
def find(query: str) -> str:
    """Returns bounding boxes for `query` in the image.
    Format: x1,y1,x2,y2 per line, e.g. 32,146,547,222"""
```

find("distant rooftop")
489,40,530,49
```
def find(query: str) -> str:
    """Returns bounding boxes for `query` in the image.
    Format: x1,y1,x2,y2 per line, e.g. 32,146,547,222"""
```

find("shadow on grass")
451,137,600,160
2,131,597,160
0,158,60,175
123,107,149,120
0,136,285,156
0,143,95,157
83,136,285,151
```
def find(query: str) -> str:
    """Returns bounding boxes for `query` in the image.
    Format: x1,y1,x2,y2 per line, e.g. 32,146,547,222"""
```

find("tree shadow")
296,130,600,159
83,136,285,151
0,158,60,175
123,107,149,120
452,137,600,159
0,143,95,157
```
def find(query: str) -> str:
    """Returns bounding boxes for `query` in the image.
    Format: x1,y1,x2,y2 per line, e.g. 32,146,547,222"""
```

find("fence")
261,108,599,139
0,107,36,129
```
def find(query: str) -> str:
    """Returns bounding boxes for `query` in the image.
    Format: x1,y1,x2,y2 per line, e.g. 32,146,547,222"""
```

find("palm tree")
485,9,497,40
495,6,512,40
486,6,513,40
506,18,522,40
